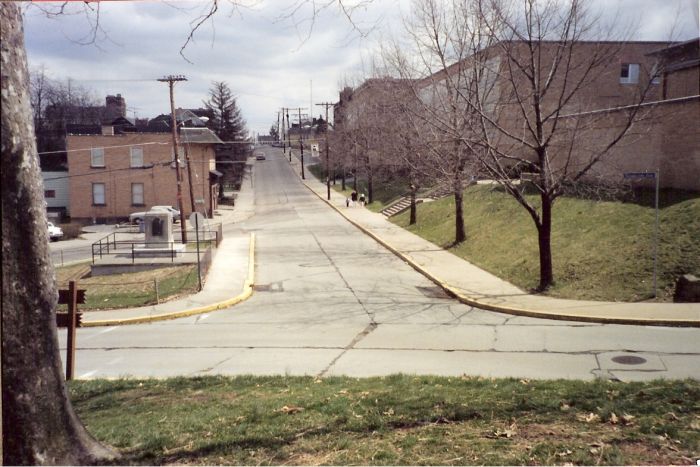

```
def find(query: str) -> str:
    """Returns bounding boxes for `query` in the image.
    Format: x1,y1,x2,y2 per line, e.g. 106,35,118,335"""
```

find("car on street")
129,205,180,224
47,222,63,241
255,152,266,161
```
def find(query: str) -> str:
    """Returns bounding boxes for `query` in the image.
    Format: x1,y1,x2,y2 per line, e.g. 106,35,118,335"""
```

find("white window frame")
92,183,106,205
130,146,144,168
91,147,105,167
620,63,640,84
131,182,144,205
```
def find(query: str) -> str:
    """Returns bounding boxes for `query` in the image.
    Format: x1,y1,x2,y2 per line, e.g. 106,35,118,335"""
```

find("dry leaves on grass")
278,405,304,414
576,412,601,423
489,422,518,438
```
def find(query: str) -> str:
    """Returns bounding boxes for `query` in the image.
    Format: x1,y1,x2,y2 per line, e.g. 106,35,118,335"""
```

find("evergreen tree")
203,81,247,145
203,81,250,188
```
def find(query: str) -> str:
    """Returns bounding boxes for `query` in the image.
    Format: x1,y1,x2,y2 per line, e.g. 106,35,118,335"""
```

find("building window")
44,190,56,198
130,146,144,167
131,183,144,206
91,147,105,167
92,183,106,205
620,63,640,84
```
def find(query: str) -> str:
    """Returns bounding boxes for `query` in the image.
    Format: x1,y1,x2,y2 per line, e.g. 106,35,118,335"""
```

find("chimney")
101,125,114,136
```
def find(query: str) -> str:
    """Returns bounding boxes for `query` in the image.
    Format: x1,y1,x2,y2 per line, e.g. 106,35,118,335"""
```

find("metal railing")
91,230,219,264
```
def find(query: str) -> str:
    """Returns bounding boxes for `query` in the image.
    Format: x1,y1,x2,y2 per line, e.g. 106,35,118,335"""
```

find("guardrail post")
99,239,103,259
132,243,135,264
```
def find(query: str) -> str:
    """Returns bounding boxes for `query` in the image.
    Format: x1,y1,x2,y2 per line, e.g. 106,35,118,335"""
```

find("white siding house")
42,171,70,219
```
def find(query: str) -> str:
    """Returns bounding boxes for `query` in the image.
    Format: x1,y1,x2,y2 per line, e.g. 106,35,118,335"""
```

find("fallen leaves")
489,422,518,438
278,405,304,414
577,412,601,423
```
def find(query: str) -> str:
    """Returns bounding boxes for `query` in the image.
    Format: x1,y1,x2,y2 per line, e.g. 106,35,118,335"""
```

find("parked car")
129,206,180,224
255,152,266,161
47,222,63,241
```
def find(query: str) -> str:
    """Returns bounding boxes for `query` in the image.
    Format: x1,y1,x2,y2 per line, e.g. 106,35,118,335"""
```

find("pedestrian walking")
359,193,366,206
351,190,358,207
346,197,350,207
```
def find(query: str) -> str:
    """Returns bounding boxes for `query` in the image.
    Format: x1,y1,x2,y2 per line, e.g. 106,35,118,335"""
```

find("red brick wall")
66,133,217,222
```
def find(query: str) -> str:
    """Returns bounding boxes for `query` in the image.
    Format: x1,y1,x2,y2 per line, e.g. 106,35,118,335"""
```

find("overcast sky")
23,0,699,136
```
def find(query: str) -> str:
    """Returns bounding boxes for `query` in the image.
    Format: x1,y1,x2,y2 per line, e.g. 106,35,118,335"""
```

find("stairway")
381,197,423,217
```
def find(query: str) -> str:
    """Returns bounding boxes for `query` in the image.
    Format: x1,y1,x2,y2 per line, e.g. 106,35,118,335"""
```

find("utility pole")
316,102,334,200
298,107,305,179
286,110,292,162
158,75,187,243
278,107,287,155
183,144,196,213
277,111,281,149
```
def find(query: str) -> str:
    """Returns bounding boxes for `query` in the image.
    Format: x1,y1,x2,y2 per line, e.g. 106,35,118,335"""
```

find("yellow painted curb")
82,233,256,327
301,181,700,328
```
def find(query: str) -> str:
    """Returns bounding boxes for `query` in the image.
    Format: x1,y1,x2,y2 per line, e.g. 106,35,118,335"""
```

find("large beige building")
338,39,699,191
66,125,222,223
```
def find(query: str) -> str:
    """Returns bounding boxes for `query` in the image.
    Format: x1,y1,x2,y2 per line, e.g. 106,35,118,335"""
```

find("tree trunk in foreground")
536,194,554,291
409,183,418,226
1,4,116,464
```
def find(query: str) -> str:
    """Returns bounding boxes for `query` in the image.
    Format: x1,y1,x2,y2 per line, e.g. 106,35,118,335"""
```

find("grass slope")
392,186,700,302
71,375,699,465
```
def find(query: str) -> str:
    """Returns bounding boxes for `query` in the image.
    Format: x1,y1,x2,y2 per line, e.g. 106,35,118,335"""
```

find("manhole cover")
611,355,647,365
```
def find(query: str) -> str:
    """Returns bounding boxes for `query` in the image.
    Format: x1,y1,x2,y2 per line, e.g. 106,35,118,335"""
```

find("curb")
81,233,256,327
298,179,700,328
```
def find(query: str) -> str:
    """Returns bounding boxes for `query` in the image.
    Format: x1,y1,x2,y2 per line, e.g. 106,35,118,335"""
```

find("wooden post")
154,278,160,304
65,280,78,380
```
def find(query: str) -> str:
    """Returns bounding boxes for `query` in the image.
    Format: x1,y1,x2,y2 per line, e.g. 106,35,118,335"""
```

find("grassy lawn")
70,375,699,465
392,186,700,302
56,264,199,310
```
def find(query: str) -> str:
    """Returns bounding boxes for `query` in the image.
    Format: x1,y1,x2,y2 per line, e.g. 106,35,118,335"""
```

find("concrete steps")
381,197,423,217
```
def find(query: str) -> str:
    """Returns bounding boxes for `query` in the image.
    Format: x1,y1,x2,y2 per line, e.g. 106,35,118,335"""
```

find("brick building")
66,125,222,223
340,39,699,191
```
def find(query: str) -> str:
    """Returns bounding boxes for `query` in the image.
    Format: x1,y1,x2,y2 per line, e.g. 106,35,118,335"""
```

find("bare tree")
30,67,101,170
1,4,115,464
382,0,495,244
466,0,659,291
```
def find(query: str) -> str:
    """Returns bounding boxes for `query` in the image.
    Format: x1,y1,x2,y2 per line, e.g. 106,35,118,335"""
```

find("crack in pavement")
308,231,376,325
317,322,378,377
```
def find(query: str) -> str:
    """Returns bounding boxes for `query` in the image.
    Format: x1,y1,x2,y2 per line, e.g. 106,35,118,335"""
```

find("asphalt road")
61,146,700,381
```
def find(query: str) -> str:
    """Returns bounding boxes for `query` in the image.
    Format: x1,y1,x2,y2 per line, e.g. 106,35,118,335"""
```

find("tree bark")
1,4,116,464
537,194,554,291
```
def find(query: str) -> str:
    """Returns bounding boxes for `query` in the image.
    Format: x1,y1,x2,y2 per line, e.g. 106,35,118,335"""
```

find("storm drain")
611,355,648,365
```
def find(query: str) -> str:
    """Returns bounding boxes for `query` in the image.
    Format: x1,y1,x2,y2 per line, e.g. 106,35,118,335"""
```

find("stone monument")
144,210,173,248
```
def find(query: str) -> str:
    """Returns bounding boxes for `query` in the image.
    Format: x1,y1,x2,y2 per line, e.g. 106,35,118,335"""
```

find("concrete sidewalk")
290,155,700,327
81,158,257,326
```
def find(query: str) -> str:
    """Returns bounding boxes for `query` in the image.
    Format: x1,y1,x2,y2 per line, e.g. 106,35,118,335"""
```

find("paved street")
62,146,700,381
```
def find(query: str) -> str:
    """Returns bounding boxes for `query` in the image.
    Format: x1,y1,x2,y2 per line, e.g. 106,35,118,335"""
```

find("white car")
129,206,180,224
48,222,63,241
